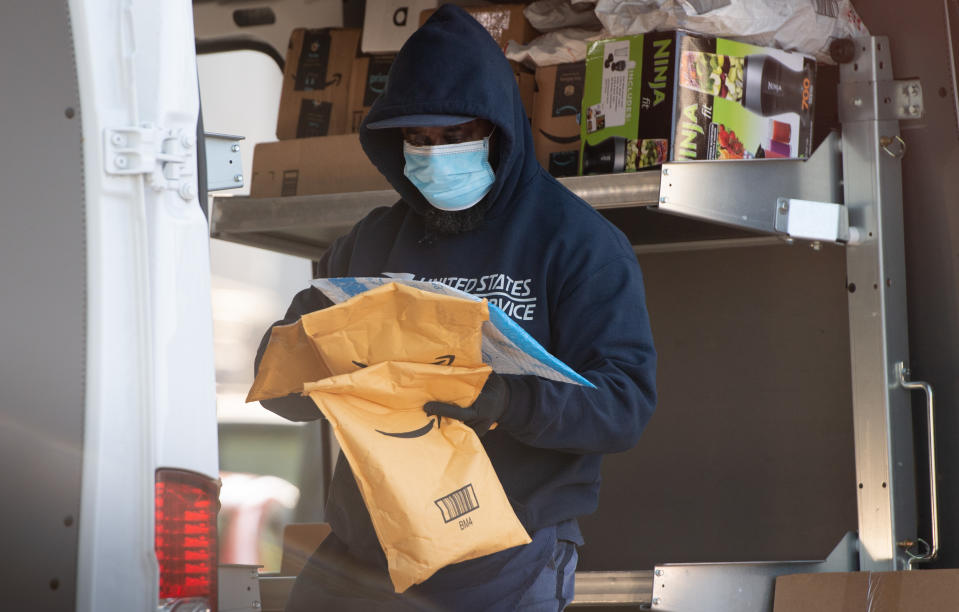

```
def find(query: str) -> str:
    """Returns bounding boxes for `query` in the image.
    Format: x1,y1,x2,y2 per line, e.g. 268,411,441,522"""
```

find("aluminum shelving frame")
209,35,935,610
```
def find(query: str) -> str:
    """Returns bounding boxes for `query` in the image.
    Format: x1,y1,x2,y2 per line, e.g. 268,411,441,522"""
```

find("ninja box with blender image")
579,30,816,175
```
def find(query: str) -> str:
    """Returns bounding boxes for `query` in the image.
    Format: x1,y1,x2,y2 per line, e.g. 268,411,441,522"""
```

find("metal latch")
104,125,197,200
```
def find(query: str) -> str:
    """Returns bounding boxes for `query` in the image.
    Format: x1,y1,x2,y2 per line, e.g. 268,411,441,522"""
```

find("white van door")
1,1,217,610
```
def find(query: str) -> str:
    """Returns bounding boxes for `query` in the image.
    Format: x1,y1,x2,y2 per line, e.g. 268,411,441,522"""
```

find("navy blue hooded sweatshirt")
258,5,656,610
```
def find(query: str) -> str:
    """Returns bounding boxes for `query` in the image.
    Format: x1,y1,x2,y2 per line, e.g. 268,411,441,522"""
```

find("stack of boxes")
251,3,539,198
251,26,393,197
250,10,818,198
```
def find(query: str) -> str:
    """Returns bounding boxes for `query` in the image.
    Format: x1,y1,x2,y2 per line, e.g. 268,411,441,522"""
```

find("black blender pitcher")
581,137,626,174
742,54,813,121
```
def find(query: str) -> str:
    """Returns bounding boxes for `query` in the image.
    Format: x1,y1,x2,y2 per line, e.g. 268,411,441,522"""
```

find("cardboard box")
419,4,537,51
277,29,362,140
531,62,585,177
362,0,438,54
348,54,396,132
579,31,816,174
250,134,392,197
345,58,529,132
774,570,959,612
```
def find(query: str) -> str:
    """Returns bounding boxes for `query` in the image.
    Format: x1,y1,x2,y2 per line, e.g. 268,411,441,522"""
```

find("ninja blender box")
579,31,816,174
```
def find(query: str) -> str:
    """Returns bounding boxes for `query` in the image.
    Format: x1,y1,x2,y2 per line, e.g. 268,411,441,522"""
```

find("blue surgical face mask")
403,135,495,211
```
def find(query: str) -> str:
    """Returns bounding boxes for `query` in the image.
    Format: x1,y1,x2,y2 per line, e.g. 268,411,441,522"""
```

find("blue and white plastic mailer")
312,277,595,388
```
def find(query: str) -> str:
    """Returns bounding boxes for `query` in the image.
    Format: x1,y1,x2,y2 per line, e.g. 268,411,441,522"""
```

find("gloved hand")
424,372,509,436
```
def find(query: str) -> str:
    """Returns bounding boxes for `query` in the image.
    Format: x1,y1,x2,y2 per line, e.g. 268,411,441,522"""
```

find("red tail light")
156,468,220,611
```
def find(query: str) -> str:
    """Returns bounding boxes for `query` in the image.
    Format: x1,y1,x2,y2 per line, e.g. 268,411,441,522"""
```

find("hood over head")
359,4,537,220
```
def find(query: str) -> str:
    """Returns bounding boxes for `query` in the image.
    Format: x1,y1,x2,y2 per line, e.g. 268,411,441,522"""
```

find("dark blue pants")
515,539,578,610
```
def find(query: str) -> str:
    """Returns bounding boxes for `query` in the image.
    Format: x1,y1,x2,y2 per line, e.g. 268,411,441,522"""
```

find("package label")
552,62,585,117
294,30,334,91
364,55,394,106
296,100,333,137
548,150,579,177
281,170,299,196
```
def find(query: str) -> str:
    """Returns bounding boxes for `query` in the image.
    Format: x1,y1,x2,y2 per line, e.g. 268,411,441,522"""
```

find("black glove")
424,372,509,436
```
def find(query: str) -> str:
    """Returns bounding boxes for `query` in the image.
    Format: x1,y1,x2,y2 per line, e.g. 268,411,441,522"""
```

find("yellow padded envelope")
247,282,531,592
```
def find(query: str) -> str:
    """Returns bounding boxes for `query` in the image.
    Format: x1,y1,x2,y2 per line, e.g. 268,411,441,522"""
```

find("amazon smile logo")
376,416,440,438
352,354,455,369
351,355,456,439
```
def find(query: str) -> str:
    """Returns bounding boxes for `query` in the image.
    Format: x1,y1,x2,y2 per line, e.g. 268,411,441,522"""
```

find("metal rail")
896,362,939,566
258,570,655,611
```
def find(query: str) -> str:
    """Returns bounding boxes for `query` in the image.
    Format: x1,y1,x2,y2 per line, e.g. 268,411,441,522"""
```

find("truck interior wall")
851,0,959,570
579,0,959,572
0,1,85,608
577,244,858,570
194,0,959,573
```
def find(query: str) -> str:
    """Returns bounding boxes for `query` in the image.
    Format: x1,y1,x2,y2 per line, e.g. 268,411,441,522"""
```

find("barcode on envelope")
435,484,479,523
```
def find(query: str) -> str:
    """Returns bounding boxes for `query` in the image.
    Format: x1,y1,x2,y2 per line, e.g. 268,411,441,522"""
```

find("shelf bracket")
657,131,842,237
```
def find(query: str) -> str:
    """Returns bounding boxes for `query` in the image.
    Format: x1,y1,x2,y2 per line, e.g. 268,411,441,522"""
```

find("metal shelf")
209,136,841,260
210,171,663,259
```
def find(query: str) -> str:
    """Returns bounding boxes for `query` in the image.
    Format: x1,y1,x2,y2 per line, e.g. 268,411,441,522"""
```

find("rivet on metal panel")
662,167,669,176
232,144,241,152
655,569,664,576
114,156,128,169
178,182,196,201
853,97,863,107
659,196,668,204
234,174,244,183
810,241,822,251
111,132,126,146
652,597,662,606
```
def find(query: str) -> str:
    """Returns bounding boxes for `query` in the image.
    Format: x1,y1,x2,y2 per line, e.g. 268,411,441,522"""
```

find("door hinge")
104,125,197,200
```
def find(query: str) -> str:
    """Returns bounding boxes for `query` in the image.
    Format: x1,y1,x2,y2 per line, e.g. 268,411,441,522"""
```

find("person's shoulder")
354,200,409,229
340,200,411,245
523,171,633,254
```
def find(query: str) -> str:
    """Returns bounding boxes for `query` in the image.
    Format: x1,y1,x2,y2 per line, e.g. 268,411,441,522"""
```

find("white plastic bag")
506,27,609,68
593,0,869,63
525,0,603,32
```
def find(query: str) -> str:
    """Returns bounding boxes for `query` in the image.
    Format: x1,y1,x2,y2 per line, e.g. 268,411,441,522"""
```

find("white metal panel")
71,0,217,610
0,2,85,609
72,1,160,608
127,0,219,473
